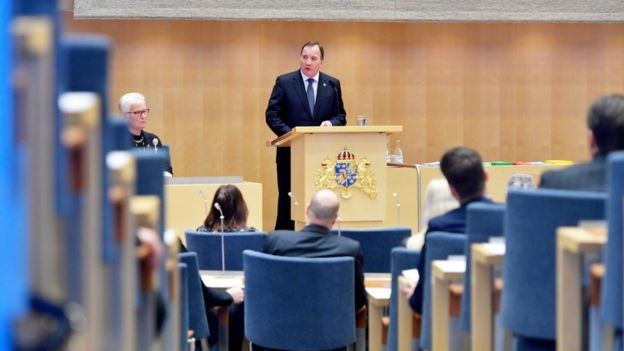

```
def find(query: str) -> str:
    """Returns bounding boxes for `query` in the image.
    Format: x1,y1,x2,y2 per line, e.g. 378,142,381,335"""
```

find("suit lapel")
290,72,312,118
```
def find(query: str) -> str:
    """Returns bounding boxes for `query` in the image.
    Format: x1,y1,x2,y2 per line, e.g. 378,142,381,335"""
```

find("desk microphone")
214,202,226,271
287,191,299,206
214,203,225,232
392,192,401,226
197,190,209,216
336,215,342,237
152,138,159,153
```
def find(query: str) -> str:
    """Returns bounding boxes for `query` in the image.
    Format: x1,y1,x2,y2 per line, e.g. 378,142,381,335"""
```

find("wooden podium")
270,126,402,229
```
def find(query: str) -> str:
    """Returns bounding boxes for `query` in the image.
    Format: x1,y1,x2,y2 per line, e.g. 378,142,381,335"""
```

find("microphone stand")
220,214,225,271
392,193,401,226
337,216,341,237
328,80,340,117
288,192,299,223
215,203,225,271
288,191,299,206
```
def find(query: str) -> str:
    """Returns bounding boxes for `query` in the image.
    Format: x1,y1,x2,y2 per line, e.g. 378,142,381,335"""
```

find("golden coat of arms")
314,148,377,199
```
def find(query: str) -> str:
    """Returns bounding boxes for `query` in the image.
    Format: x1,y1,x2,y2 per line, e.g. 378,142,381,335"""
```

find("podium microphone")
152,138,159,153
326,79,340,116
392,192,401,226
197,190,209,216
287,191,299,206
214,202,226,271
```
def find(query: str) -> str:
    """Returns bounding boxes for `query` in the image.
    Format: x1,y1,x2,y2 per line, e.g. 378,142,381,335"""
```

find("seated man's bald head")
307,189,340,227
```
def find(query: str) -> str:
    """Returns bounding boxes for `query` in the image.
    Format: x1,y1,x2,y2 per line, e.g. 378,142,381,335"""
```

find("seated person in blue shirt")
403,146,492,314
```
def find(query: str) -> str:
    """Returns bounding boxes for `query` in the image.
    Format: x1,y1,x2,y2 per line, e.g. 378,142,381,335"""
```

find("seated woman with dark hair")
198,184,257,232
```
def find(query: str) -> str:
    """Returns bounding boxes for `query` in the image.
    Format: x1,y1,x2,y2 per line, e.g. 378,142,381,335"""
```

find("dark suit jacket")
409,196,494,313
266,70,347,137
539,155,607,192
263,224,367,310
130,130,174,174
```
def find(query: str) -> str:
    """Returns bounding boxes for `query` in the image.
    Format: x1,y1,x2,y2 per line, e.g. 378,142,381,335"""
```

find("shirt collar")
302,223,331,235
300,70,320,84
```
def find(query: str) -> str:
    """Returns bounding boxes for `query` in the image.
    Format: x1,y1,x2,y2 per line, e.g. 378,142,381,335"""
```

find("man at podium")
266,41,347,229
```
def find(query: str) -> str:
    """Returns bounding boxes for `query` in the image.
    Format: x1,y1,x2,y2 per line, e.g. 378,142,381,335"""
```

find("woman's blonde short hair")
406,178,459,250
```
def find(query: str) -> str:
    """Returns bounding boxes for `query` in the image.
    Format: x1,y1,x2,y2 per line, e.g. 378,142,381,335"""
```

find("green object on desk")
491,161,513,166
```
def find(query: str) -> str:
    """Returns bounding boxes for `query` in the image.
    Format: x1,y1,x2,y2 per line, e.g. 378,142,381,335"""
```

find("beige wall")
65,15,624,231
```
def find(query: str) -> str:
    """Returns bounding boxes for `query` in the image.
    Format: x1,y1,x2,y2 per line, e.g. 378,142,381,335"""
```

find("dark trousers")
275,148,294,230
205,303,244,351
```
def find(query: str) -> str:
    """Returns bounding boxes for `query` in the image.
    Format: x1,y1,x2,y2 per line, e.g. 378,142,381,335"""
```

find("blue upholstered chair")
243,250,356,350
500,189,606,350
185,230,266,271
601,152,624,349
331,227,412,272
420,232,467,351
177,252,210,343
387,247,420,351
177,263,190,351
460,202,506,333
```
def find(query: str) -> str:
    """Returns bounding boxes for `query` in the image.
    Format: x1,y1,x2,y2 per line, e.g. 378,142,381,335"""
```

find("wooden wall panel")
64,14,624,231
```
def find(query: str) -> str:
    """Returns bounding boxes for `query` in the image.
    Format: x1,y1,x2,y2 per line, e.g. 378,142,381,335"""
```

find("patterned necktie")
306,78,315,115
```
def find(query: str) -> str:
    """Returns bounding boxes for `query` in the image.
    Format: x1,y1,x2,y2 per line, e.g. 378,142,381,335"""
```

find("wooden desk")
397,276,414,351
201,270,245,289
471,243,505,351
431,260,466,351
556,226,606,351
366,286,390,351
362,273,391,351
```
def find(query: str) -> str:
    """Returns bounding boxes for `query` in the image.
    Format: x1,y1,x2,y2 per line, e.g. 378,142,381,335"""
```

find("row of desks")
415,225,606,351
198,223,603,351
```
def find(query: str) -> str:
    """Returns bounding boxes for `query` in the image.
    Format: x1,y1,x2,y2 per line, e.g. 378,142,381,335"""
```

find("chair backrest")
460,202,506,332
177,263,189,351
601,152,624,329
243,250,356,350
177,252,210,339
331,227,412,272
500,189,606,341
387,247,420,351
420,232,467,351
185,230,266,270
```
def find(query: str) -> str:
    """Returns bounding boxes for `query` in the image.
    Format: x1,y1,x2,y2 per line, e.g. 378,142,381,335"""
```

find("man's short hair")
587,94,624,155
301,41,324,60
119,92,146,113
440,146,486,200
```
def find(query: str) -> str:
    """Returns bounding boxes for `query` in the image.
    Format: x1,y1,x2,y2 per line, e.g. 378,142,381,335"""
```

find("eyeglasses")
128,109,150,116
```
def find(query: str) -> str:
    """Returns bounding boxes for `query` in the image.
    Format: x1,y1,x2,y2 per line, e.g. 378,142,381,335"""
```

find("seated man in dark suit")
539,94,624,192
404,146,493,314
263,189,367,314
